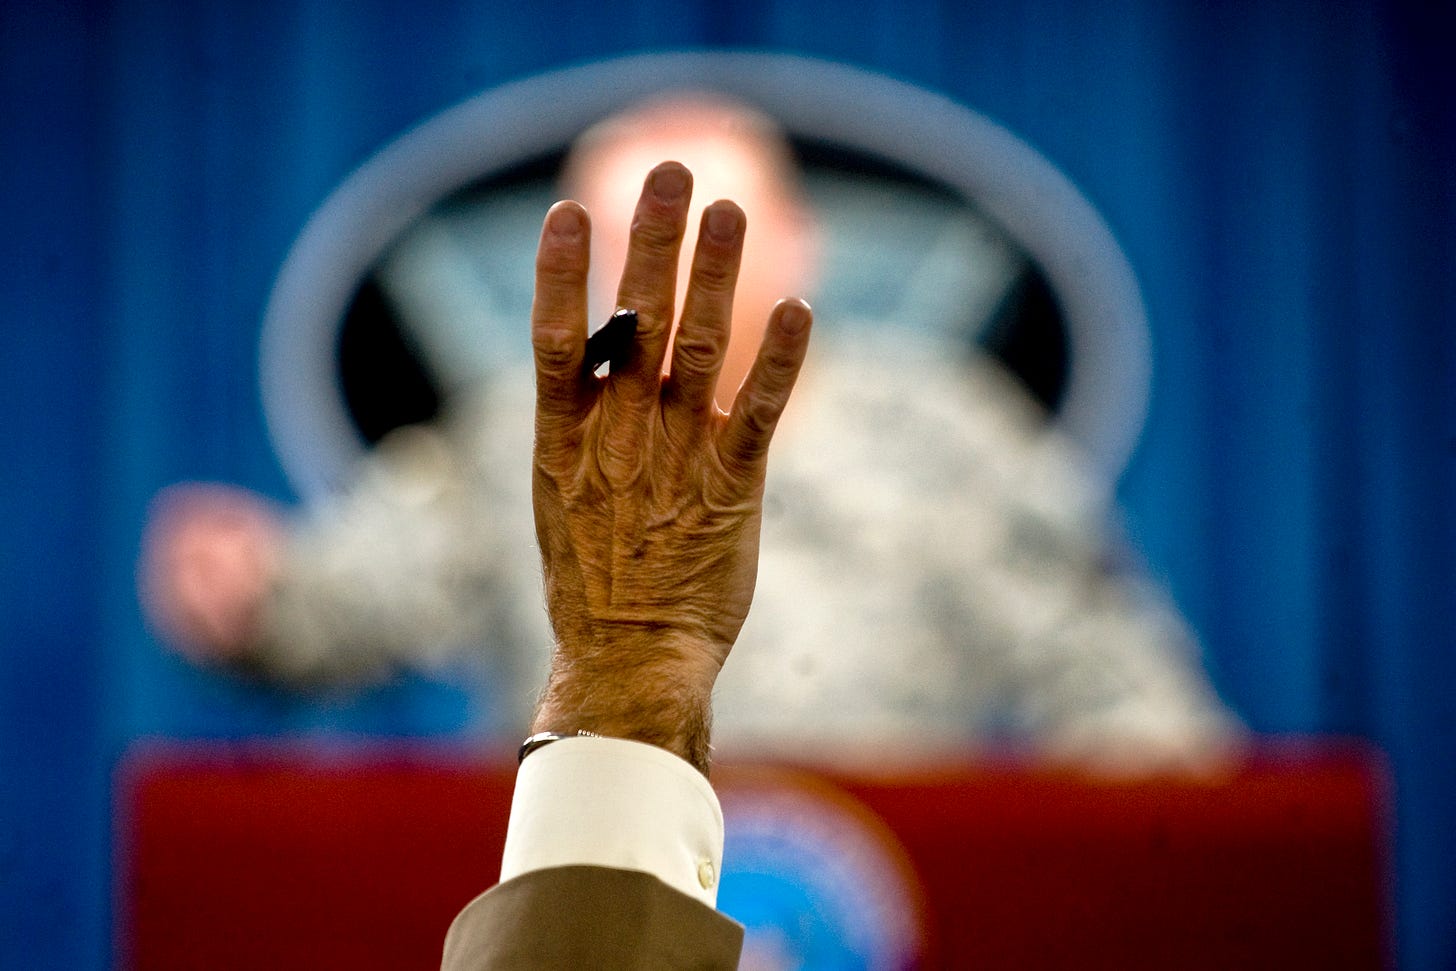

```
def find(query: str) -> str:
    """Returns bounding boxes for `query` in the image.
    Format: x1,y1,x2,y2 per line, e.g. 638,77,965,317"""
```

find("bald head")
562,93,817,406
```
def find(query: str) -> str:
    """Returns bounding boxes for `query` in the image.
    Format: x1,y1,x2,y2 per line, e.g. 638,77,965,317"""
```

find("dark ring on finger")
584,308,639,375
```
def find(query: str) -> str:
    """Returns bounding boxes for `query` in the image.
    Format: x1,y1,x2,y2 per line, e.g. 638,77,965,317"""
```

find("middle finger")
609,161,693,397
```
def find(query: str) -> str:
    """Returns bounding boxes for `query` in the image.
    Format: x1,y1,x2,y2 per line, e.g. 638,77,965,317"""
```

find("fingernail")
650,163,690,203
705,203,741,243
547,202,585,239
777,299,811,335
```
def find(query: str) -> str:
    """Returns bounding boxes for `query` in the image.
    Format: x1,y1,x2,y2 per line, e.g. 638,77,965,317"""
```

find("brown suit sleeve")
440,865,744,970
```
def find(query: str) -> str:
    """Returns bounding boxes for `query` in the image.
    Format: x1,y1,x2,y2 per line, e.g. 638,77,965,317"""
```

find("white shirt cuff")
499,736,725,907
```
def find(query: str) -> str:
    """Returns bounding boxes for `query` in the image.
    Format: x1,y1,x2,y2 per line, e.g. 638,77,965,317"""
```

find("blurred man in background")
141,93,1238,771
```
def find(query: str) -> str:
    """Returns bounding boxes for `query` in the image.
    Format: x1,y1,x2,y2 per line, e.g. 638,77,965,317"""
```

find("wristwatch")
517,729,603,763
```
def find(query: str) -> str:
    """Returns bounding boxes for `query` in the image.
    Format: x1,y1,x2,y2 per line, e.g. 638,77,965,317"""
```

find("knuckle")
740,392,781,437
761,342,801,378
672,331,723,376
534,257,585,292
630,211,683,255
611,302,671,347
689,256,735,294
531,327,578,373
716,439,762,487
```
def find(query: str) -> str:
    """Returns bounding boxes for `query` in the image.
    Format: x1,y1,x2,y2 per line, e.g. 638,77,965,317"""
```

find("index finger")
531,201,593,437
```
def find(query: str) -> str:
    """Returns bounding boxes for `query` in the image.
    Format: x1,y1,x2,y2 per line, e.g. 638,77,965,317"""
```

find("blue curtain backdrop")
3,1,1452,967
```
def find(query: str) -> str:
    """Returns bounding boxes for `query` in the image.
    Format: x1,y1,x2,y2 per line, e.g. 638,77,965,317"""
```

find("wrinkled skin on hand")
528,162,812,774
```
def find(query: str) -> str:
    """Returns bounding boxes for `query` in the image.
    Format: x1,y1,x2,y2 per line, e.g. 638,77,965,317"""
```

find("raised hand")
527,161,812,774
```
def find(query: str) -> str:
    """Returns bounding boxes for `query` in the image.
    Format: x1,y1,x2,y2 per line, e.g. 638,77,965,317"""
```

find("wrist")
531,653,716,775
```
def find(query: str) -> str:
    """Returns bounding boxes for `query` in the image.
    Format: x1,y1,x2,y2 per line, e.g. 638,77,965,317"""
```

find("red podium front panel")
117,743,1389,970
